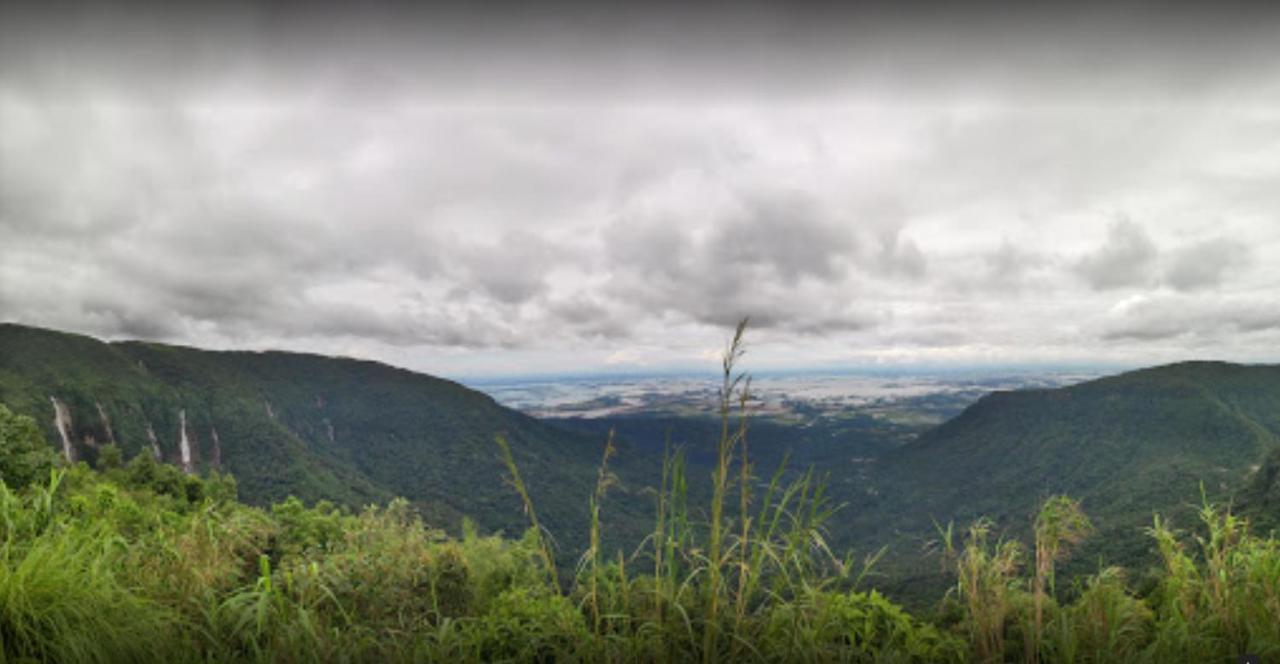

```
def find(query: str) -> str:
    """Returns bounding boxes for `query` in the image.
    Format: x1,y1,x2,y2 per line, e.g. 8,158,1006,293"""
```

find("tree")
1031,495,1092,664
97,442,124,470
0,403,58,488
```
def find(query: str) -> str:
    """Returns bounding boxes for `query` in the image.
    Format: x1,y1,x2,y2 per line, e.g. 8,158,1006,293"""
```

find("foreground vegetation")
2,327,1278,662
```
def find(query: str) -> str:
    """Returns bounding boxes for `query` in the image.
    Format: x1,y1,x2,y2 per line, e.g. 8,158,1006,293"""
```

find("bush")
0,500,180,663
1061,568,1153,663
761,589,965,662
0,404,57,490
462,587,593,663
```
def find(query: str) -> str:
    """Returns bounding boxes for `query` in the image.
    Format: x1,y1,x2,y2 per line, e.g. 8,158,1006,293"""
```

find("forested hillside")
853,361,1280,599
1241,444,1280,535
0,323,651,549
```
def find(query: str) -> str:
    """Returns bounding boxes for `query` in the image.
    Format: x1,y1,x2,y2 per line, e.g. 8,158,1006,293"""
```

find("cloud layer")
2,3,1279,376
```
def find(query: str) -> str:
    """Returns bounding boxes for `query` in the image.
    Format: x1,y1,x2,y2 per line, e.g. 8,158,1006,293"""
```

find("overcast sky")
2,2,1279,378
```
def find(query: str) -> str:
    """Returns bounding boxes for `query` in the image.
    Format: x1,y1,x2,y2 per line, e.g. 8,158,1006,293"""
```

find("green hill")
0,323,648,548
1240,444,1280,535
849,361,1280,599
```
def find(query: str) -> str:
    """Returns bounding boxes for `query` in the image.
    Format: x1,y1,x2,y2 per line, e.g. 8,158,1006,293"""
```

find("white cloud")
1074,218,1159,290
1164,238,1249,291
2,4,1280,376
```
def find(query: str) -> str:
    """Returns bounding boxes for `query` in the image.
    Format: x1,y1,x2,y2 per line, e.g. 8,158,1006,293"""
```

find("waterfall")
95,401,117,444
147,422,162,460
50,397,75,462
210,427,223,469
178,409,194,473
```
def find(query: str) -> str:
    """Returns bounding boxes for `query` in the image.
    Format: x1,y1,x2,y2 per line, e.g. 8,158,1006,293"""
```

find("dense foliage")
1241,444,1280,536
1,402,962,662
0,323,656,559
847,361,1280,604
0,404,56,488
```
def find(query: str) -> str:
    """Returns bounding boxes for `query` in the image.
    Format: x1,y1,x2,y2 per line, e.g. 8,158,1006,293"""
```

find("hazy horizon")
4,2,1279,377
0,319,1171,384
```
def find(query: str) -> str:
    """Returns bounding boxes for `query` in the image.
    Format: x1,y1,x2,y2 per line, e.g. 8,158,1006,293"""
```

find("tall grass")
582,429,617,633
496,433,560,591
947,516,1023,663
491,319,949,662
1030,496,1091,664
938,490,1280,664
0,473,178,664
1145,496,1280,661
702,318,749,663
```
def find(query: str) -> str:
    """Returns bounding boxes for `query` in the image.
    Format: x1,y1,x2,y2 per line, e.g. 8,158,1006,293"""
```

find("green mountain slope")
1240,444,1280,535
0,323,645,547
850,361,1280,599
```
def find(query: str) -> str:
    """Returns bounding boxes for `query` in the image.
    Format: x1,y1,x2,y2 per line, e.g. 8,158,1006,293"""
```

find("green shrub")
463,587,594,663
761,589,965,663
0,405,57,490
1060,567,1153,663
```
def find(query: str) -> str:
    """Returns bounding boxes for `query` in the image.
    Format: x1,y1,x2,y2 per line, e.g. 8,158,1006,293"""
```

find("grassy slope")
0,323,651,550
